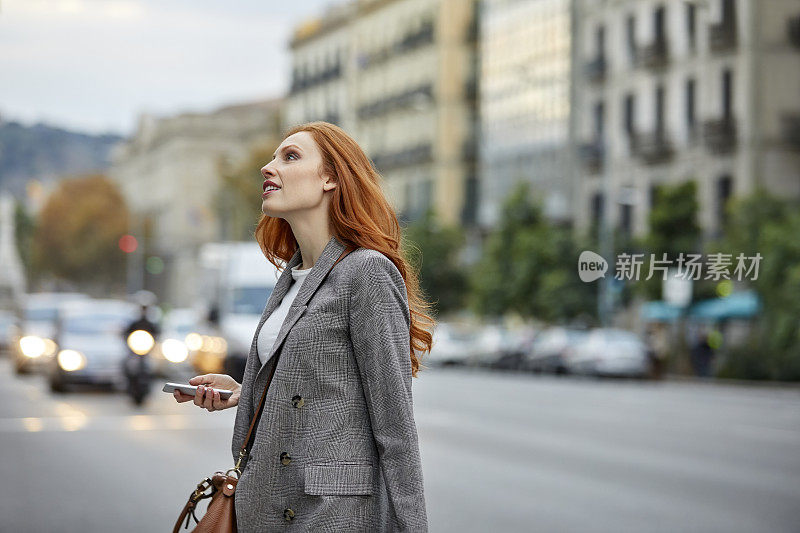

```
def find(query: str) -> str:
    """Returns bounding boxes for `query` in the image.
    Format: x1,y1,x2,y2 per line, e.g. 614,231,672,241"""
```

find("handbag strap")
233,244,356,474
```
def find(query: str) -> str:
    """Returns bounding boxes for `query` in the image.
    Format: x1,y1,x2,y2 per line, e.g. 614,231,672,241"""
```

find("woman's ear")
322,176,337,192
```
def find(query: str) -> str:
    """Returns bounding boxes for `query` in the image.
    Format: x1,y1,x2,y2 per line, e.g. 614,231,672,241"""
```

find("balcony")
709,21,737,52
788,16,800,48
635,38,669,70
578,140,604,173
357,84,434,120
584,56,607,83
781,113,800,150
702,117,737,154
631,130,674,165
371,143,433,171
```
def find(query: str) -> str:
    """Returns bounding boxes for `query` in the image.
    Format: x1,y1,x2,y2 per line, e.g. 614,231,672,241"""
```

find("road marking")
0,413,235,433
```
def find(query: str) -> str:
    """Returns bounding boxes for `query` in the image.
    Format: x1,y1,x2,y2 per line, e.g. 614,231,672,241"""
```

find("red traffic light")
119,234,138,253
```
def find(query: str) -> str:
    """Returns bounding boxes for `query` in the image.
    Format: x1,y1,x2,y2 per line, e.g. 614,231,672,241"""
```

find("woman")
173,121,434,532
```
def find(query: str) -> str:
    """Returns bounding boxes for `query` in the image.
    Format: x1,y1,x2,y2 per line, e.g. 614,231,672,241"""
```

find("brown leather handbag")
173,245,355,532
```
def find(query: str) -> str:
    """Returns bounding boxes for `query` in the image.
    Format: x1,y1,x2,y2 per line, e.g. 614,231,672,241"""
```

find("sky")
0,0,336,136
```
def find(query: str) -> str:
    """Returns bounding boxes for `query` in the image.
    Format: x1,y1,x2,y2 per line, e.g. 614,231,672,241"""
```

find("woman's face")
260,131,336,218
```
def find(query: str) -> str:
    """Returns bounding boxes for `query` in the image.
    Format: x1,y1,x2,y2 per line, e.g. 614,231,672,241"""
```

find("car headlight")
20,336,46,358
127,330,155,355
200,335,227,354
57,349,86,371
184,332,203,352
161,338,188,363
42,338,58,357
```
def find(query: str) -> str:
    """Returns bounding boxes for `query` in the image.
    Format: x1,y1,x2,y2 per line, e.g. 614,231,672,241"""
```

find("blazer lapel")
252,235,347,386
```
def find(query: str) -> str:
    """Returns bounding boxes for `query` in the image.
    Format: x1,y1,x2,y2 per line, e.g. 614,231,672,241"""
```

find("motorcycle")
124,329,156,406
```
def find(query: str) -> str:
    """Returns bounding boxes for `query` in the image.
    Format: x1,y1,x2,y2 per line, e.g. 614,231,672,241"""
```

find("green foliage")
403,208,468,317
468,182,596,323
14,200,35,280
716,189,800,380
30,174,129,291
636,180,706,301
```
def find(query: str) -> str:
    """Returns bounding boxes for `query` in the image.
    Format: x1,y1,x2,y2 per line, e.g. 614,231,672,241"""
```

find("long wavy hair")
253,121,435,377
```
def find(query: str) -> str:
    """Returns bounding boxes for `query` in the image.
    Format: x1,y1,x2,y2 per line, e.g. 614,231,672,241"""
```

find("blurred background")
1,0,799,531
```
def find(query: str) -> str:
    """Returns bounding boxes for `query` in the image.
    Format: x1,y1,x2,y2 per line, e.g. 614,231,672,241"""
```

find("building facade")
109,99,283,306
479,0,576,228
574,0,800,239
287,0,480,228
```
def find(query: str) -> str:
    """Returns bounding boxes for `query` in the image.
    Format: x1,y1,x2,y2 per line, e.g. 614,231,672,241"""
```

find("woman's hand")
173,374,241,412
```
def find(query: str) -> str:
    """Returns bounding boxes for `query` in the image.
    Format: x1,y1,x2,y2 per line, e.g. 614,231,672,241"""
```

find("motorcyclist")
122,297,161,405
124,304,161,340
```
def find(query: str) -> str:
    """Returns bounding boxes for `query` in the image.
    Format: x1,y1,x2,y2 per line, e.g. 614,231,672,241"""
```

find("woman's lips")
262,189,278,198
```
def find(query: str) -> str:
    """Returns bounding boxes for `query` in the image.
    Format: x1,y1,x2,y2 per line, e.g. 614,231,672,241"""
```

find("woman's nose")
261,164,275,179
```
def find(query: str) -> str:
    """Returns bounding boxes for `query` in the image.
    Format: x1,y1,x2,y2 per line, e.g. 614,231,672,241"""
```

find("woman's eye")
286,152,298,161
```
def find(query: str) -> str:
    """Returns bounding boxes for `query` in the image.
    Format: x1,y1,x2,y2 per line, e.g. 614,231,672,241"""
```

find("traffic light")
119,234,138,253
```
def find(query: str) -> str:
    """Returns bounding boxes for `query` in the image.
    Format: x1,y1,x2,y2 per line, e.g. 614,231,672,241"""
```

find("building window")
722,68,733,119
596,24,606,57
717,174,733,227
655,84,665,134
593,101,605,137
623,93,636,137
686,2,697,51
654,4,666,42
620,203,633,236
685,78,696,132
591,192,604,227
626,15,637,62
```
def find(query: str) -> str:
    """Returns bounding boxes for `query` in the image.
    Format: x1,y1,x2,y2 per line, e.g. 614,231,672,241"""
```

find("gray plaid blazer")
230,235,428,532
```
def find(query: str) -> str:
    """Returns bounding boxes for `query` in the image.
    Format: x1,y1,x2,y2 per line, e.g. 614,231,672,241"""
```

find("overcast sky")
0,0,335,136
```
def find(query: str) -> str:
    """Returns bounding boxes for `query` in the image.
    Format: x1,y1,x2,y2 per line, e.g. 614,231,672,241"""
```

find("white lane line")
0,412,235,433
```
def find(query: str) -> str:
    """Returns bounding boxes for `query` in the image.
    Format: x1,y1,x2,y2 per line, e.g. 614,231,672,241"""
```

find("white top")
257,263,313,365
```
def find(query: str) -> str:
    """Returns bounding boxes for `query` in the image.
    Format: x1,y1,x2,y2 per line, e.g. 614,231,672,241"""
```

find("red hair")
253,121,435,377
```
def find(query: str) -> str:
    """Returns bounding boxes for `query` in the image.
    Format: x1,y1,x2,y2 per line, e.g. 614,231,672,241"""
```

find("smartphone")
163,382,233,400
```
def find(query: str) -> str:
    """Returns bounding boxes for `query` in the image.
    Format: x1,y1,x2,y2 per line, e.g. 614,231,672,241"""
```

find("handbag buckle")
192,477,213,501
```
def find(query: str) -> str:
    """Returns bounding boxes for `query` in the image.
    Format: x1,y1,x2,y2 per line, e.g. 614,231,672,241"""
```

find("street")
1,359,799,532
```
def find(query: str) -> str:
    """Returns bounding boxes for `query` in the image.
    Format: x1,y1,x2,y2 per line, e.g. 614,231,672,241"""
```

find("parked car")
150,307,205,379
523,327,588,374
48,299,138,393
426,322,479,367
565,328,650,378
482,325,537,370
12,292,89,374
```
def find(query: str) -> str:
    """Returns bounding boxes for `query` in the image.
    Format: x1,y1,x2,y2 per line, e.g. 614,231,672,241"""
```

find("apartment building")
574,0,800,238
287,0,480,227
479,0,576,228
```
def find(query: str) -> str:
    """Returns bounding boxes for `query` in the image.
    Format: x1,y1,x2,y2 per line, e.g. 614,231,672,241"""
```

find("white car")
151,307,205,379
13,292,90,374
566,328,649,378
425,322,480,367
48,299,139,392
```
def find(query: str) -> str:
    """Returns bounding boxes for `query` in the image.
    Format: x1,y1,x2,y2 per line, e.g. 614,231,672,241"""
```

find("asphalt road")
1,358,798,532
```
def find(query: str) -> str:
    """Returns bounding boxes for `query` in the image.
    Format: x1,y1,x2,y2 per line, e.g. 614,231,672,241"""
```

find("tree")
716,189,800,380
637,180,714,301
14,199,35,282
403,208,467,317
469,182,596,323
31,174,129,292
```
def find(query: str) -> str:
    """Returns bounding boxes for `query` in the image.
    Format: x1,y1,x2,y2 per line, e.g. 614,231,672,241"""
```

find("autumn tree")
31,174,129,293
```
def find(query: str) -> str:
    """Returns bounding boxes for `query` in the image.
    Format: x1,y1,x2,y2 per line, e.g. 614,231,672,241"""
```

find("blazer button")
291,395,304,408
283,508,295,522
280,452,292,466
